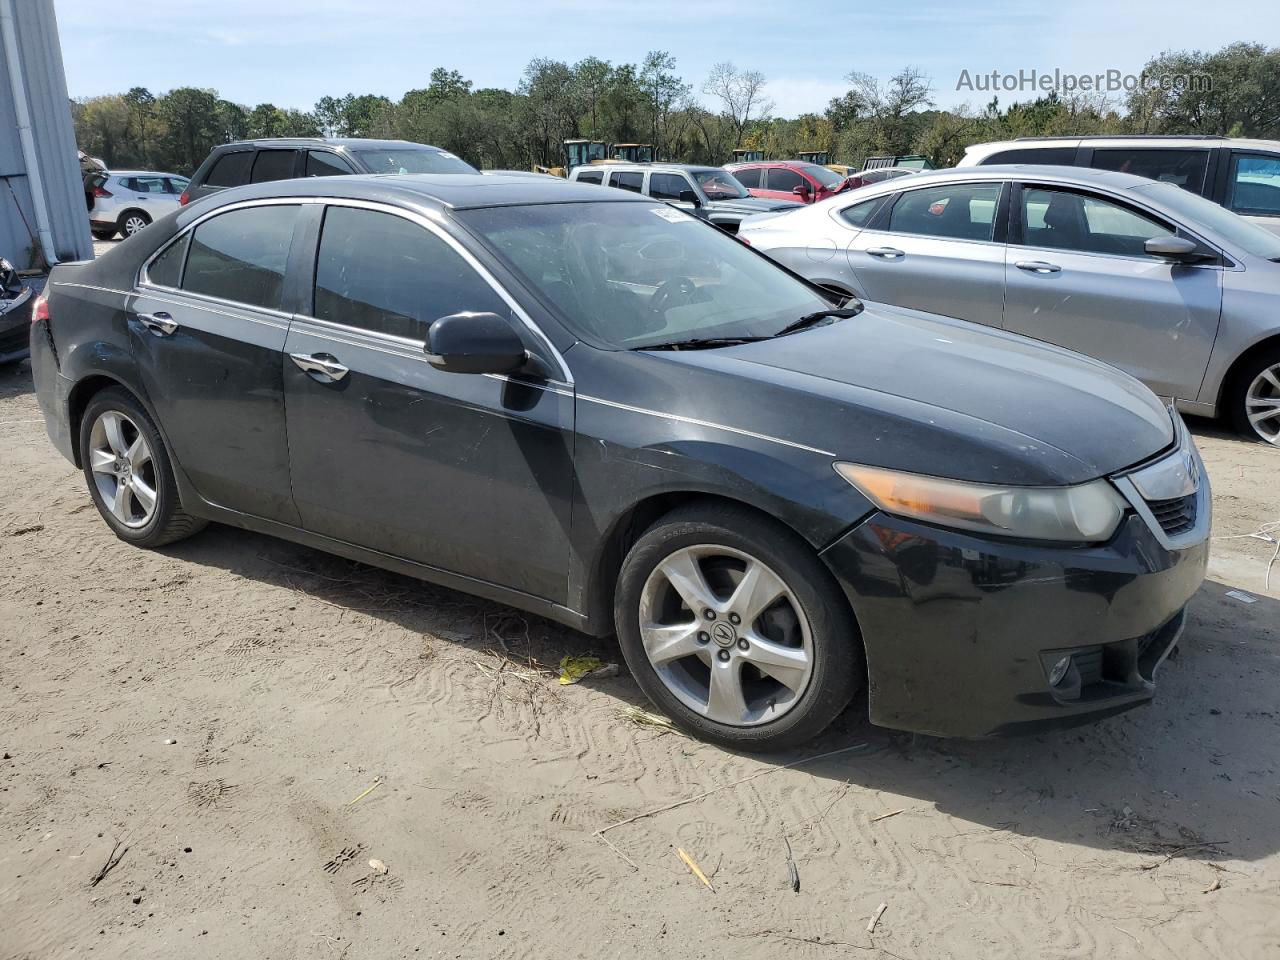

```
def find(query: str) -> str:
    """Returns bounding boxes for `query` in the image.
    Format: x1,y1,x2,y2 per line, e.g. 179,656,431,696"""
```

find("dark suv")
181,138,478,205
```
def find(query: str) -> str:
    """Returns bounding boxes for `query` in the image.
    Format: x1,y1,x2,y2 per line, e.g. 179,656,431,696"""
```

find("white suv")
86,170,190,240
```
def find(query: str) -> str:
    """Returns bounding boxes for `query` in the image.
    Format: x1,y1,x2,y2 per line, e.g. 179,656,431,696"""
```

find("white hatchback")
86,170,190,240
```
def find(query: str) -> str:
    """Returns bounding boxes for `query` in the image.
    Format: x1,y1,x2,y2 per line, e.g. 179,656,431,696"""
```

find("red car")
723,160,850,204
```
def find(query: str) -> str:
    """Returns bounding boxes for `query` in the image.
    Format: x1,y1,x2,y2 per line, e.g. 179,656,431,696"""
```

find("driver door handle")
290,352,349,382
1015,260,1062,274
137,311,178,336
866,246,905,259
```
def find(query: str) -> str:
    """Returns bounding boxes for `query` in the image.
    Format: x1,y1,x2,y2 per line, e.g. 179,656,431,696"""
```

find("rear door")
131,203,304,523
281,203,575,602
846,180,1008,326
1002,183,1223,400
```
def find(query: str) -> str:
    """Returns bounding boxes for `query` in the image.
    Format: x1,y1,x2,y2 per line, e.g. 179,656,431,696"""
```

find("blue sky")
53,0,1276,117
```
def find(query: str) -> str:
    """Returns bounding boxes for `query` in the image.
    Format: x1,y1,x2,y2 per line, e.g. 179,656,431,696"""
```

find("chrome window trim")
138,195,573,384
134,285,290,330
577,394,835,456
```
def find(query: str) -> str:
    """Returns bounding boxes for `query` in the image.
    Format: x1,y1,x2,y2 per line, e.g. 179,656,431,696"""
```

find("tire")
91,228,117,241
78,386,206,547
1227,347,1280,445
614,501,862,750
117,210,151,238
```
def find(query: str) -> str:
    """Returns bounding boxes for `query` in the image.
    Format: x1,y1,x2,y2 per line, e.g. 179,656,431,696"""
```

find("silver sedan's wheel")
637,544,814,726
88,410,158,529
121,213,149,237
1245,363,1280,444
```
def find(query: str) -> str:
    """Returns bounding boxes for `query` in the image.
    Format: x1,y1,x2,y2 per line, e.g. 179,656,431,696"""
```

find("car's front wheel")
78,387,206,547
614,502,862,750
117,210,151,238
1228,347,1280,445
91,227,117,241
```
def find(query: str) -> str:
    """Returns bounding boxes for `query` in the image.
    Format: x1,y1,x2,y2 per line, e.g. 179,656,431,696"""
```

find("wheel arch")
1216,331,1280,413
116,207,152,229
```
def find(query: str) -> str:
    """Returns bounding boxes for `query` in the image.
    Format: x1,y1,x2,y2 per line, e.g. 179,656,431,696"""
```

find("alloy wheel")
1245,363,1280,444
637,545,814,726
123,215,148,236
88,410,158,529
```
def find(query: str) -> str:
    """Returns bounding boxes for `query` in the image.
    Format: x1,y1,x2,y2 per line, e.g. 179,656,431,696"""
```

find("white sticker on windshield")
651,206,693,223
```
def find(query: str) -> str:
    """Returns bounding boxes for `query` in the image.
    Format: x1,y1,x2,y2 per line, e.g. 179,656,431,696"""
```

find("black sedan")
29,174,1210,749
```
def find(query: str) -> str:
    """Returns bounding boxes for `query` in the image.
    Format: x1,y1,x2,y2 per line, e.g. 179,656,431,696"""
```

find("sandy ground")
2,340,1280,960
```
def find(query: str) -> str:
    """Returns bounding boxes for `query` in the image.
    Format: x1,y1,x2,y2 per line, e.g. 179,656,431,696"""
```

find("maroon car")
724,160,850,204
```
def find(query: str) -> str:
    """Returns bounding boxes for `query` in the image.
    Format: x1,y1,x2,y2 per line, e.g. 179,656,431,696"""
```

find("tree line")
71,42,1280,177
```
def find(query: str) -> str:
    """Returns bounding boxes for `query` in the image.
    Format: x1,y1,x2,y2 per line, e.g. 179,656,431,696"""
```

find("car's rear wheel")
117,210,150,238
1228,348,1280,445
614,502,862,750
91,227,117,241
78,387,206,547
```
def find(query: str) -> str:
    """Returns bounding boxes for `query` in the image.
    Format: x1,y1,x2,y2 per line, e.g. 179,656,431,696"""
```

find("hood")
705,196,803,214
660,302,1174,486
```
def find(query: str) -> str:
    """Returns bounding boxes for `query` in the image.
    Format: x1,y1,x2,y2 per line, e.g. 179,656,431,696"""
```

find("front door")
1002,184,1223,401
847,180,1008,327
282,203,575,603
130,203,302,524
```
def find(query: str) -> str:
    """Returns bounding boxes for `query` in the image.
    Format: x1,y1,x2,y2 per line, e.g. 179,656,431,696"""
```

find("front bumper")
822,501,1209,738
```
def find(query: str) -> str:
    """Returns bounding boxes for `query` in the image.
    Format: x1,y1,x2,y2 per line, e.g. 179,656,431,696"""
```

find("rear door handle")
866,246,905,259
137,311,178,336
1015,260,1062,274
290,352,349,382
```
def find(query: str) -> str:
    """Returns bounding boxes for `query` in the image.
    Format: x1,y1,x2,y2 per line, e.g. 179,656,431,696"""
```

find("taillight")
31,291,48,325
178,190,190,206
93,186,112,198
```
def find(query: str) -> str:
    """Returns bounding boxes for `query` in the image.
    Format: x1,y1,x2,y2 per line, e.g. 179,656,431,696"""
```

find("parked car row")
86,170,190,240
34,151,1218,749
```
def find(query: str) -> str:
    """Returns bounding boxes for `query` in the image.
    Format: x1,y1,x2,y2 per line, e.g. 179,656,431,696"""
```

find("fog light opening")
1048,655,1073,688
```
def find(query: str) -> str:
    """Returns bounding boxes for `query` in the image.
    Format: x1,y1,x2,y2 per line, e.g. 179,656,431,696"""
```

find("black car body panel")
30,173,1211,737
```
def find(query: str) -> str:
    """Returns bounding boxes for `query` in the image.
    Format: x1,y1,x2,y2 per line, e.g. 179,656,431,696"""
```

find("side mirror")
1144,235,1204,263
677,189,701,207
792,184,811,198
425,312,527,375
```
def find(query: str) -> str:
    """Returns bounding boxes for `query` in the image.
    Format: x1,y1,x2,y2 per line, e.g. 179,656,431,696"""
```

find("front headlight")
834,462,1128,543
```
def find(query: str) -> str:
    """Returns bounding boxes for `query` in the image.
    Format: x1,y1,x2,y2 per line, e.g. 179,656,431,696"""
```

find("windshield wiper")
632,335,772,351
775,306,862,337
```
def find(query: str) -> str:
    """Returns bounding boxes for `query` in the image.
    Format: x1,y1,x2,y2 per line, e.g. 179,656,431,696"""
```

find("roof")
591,162,722,175
108,169,184,178
724,159,825,168
966,135,1280,158
219,137,446,151
882,164,1154,191
186,173,652,214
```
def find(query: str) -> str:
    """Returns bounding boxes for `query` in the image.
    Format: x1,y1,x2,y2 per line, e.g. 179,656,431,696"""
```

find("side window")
165,177,190,195
610,171,643,193
887,183,1002,241
1020,187,1168,257
766,168,804,193
1089,149,1209,195
313,206,508,340
205,151,253,188
839,197,884,229
182,205,299,310
1228,153,1280,217
305,151,356,177
649,173,691,201
575,169,603,184
734,167,761,188
146,233,189,288
132,176,168,194
983,147,1076,165
250,150,297,183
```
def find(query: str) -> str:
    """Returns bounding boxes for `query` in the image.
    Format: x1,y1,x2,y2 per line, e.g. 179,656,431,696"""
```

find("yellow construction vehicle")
535,140,655,177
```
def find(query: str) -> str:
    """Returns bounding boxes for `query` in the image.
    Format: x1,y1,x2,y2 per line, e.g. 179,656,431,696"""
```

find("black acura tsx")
29,174,1210,749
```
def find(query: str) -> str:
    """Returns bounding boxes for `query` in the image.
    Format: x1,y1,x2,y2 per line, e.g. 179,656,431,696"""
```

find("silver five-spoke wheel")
88,410,158,528
638,544,814,726
121,214,149,237
1245,363,1280,444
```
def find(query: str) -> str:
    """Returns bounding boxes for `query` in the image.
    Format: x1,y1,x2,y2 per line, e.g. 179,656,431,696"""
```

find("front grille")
1145,493,1197,537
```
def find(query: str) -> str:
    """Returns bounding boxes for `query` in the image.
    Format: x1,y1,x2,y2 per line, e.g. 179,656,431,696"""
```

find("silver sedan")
740,165,1280,444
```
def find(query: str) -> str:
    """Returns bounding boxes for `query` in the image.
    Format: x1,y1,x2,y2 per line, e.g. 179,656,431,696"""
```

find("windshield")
799,164,845,189
1133,182,1280,260
693,170,750,200
458,201,831,349
352,148,478,175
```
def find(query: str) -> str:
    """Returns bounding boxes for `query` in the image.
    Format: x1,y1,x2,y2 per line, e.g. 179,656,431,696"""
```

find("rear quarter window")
146,233,189,288
205,151,254,188
982,147,1077,166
